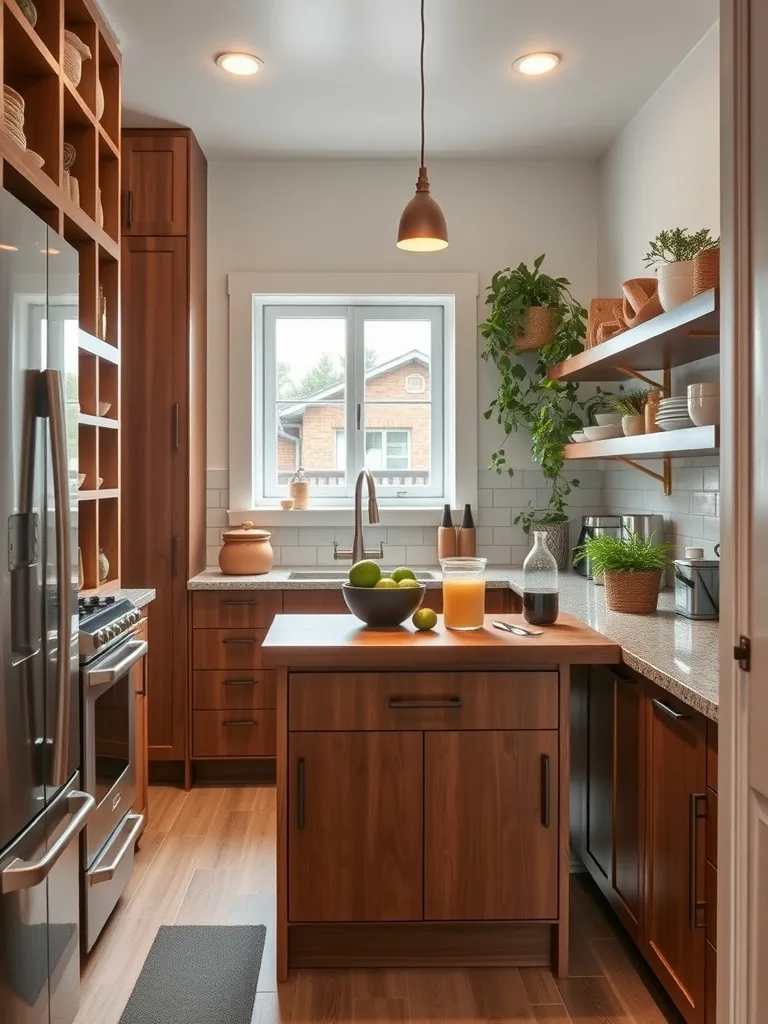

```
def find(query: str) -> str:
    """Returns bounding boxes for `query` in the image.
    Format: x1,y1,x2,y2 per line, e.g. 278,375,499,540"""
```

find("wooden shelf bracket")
609,368,672,495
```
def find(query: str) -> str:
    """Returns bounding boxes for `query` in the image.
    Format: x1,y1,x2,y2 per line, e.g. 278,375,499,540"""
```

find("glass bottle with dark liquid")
522,531,560,625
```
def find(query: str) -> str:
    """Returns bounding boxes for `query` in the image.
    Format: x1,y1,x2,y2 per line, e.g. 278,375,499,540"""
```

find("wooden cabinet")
282,587,512,615
133,613,149,836
586,666,614,881
288,731,424,922
613,668,646,937
424,730,558,920
123,135,188,235
122,129,207,772
645,683,707,1024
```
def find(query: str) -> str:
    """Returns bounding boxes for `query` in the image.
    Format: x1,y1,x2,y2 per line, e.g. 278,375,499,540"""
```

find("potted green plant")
574,532,674,613
480,255,599,569
644,228,719,311
605,388,649,437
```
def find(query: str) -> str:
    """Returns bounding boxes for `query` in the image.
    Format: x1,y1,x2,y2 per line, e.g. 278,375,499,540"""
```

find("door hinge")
733,635,751,672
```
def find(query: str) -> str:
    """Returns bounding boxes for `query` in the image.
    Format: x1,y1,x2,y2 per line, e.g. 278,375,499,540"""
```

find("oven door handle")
84,639,148,687
88,813,145,885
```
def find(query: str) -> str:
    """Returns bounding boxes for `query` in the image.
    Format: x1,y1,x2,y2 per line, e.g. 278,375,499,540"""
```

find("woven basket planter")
528,520,570,570
693,246,720,295
514,307,555,353
64,30,91,87
622,414,645,437
604,570,662,614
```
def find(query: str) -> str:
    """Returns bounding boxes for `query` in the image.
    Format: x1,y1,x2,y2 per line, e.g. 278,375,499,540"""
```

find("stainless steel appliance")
620,513,665,542
79,595,146,952
0,189,93,1024
674,558,720,620
572,515,623,578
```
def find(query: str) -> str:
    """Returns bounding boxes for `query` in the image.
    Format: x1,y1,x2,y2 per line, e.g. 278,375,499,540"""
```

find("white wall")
597,23,721,557
205,158,601,566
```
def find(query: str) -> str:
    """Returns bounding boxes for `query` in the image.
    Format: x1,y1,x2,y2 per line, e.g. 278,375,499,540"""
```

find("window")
261,303,444,504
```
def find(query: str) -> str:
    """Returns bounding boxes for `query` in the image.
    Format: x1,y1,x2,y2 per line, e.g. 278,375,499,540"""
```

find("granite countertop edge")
110,587,156,610
187,568,718,721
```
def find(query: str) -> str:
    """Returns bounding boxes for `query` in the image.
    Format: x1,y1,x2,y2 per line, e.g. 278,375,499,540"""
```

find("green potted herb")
480,255,600,568
644,228,719,311
605,388,649,437
574,532,674,614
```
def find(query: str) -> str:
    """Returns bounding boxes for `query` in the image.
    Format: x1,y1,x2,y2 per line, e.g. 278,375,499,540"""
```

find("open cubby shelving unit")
548,290,720,495
1,0,121,590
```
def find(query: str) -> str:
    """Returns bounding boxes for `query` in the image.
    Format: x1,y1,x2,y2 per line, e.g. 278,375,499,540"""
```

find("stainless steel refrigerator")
0,189,93,1023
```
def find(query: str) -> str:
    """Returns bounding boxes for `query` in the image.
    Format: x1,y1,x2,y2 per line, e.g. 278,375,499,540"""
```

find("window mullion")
346,307,360,497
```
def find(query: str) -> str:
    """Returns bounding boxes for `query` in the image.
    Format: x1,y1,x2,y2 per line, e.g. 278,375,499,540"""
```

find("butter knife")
492,620,544,637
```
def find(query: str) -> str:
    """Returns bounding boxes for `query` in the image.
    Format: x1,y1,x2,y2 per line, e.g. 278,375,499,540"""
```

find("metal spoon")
492,620,544,637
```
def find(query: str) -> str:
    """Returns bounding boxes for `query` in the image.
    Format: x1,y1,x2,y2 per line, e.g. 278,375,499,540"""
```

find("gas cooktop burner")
78,596,141,663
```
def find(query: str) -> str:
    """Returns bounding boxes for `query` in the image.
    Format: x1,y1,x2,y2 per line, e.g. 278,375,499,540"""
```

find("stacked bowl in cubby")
2,85,26,150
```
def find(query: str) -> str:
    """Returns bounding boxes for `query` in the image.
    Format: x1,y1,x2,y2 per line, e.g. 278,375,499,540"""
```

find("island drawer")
192,710,276,757
193,628,268,670
288,672,559,731
192,591,283,628
193,670,277,710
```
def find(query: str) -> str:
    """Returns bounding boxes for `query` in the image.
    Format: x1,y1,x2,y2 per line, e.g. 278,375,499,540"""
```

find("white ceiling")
100,0,718,159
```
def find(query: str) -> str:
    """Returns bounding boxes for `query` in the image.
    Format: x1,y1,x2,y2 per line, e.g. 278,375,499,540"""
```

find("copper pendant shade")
397,0,448,252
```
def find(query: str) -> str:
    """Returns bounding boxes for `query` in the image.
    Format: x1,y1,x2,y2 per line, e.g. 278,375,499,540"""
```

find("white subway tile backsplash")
491,488,538,508
478,489,494,507
478,469,511,489
667,514,704,538
476,545,511,564
690,491,717,516
405,545,439,564
206,527,223,548
702,516,720,542
673,468,704,491
476,527,494,547
381,546,407,567
385,526,426,546
493,526,528,547
298,527,337,547
703,467,719,491
206,469,229,490
279,547,319,566
269,527,299,547
207,508,229,528
522,470,547,489
206,489,222,509
477,507,513,527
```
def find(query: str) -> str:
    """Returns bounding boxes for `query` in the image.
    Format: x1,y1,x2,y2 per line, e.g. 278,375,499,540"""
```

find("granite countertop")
98,587,156,610
506,571,719,722
188,567,512,590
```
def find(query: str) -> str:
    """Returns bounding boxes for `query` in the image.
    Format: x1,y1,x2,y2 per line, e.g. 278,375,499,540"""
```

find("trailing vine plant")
480,255,605,534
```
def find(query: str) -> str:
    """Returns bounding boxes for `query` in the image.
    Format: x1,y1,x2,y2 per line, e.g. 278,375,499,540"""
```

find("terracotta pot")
657,260,695,311
622,414,645,437
219,521,274,575
603,570,662,614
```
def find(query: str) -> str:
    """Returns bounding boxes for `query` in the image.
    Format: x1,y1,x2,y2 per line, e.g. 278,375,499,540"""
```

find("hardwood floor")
76,785,682,1024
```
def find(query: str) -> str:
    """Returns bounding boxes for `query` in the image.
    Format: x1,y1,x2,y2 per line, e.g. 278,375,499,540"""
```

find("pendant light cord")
420,0,426,168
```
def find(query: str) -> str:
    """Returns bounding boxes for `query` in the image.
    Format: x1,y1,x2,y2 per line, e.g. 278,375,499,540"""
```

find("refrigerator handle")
44,369,74,788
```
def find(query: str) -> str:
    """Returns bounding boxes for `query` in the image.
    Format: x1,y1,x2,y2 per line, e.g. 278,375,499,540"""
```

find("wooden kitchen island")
262,613,620,982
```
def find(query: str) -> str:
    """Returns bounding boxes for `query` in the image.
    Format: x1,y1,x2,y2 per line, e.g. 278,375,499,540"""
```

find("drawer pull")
222,678,257,687
222,638,257,645
222,719,256,727
388,698,463,710
541,754,551,828
297,758,306,831
652,697,691,721
222,599,257,606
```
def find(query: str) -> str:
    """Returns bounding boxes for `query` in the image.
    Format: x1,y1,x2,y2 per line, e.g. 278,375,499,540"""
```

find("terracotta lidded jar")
218,521,274,575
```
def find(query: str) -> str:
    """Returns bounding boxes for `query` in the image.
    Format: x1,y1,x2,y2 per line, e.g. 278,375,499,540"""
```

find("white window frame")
227,271,479,526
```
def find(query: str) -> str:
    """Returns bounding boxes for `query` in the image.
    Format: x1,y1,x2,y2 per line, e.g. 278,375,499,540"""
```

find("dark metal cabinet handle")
388,698,463,710
222,637,257,645
541,754,551,828
222,599,257,606
172,403,180,449
689,792,707,928
126,189,133,228
297,759,306,831
222,720,256,728
222,678,256,687
652,697,690,721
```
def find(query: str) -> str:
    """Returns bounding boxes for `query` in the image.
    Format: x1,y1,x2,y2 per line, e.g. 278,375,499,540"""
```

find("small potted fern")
644,228,719,311
574,532,673,614
605,388,649,437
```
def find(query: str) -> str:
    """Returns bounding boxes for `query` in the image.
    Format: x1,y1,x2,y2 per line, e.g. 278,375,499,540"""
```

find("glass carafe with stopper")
522,531,560,625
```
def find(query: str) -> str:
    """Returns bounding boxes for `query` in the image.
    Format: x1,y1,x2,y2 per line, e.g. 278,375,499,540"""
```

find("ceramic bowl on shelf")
657,417,694,431
594,412,623,427
688,382,720,397
688,395,720,426
583,423,624,442
98,401,112,417
570,430,588,444
77,473,86,489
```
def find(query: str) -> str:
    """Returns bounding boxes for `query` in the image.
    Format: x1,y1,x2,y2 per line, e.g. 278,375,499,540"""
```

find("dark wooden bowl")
341,582,426,627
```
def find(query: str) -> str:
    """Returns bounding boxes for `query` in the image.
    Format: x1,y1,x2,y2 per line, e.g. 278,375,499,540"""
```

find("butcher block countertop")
261,613,621,670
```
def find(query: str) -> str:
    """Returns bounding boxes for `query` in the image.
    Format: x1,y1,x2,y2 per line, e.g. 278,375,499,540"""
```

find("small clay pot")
219,521,273,575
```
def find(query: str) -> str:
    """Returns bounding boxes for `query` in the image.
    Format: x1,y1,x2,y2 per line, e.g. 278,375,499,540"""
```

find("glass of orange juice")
440,557,487,630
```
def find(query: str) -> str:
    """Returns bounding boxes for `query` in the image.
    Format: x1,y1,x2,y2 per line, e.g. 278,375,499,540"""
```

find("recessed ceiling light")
512,52,560,76
215,52,262,77
41,248,60,255
0,243,19,252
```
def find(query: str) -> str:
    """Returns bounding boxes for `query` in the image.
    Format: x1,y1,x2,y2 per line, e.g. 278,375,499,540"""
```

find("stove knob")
131,610,142,625
107,624,120,639
94,628,106,648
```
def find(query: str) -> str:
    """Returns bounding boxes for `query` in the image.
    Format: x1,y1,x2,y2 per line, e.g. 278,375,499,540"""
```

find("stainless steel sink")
287,570,437,581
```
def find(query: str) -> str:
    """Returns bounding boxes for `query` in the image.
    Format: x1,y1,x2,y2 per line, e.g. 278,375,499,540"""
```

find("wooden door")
645,685,707,1024
586,667,613,881
424,730,558,920
612,669,646,942
288,732,423,922
123,134,188,235
121,236,189,761
133,616,148,833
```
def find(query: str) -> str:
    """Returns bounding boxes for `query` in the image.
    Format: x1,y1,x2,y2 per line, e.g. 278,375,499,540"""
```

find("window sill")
229,507,460,528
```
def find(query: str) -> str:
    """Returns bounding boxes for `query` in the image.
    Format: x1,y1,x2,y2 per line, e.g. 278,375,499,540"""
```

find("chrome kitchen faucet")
334,468,384,564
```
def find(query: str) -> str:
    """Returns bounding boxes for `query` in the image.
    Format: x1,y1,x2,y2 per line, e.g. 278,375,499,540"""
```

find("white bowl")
571,431,588,444
658,417,694,431
594,412,623,427
688,395,720,426
583,423,625,441
687,383,720,398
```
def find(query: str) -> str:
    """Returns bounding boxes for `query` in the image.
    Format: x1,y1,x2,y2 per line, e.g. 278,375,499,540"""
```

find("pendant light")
396,0,448,251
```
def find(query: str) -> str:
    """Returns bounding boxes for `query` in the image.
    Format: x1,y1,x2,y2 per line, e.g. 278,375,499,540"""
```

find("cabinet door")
121,236,189,761
586,667,614,880
645,685,707,1024
425,730,558,920
288,732,423,922
123,135,188,235
612,668,646,941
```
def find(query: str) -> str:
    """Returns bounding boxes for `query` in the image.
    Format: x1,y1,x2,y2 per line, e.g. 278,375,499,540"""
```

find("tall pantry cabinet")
121,130,207,777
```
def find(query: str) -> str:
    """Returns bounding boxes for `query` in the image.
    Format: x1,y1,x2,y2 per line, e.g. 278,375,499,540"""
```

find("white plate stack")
656,396,694,431
2,86,27,152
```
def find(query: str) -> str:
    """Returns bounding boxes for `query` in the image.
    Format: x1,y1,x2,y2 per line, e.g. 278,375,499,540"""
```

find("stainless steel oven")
78,597,146,951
